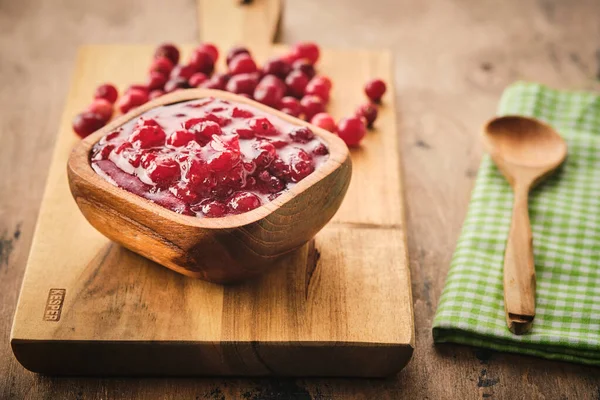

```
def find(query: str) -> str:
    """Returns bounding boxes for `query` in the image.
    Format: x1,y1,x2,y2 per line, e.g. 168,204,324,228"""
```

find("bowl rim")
68,89,350,229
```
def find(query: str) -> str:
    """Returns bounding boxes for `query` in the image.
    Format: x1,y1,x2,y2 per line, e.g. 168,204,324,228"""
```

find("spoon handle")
503,184,536,334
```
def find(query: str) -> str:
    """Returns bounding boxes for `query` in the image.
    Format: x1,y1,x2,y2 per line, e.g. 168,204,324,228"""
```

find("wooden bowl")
67,89,352,283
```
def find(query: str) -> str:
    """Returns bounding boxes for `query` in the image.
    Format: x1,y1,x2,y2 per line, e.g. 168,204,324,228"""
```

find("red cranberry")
252,141,276,168
355,103,378,128
189,120,222,144
149,90,165,100
290,42,320,65
154,43,180,65
292,59,316,79
147,71,168,91
94,83,118,104
228,54,258,75
129,125,166,148
226,46,250,65
196,43,219,63
116,90,149,114
199,200,227,217
72,112,105,138
231,106,254,118
167,130,196,147
126,84,149,95
87,98,114,121
262,58,291,79
289,126,315,143
164,78,191,93
364,79,387,103
300,95,326,121
189,72,208,87
188,50,215,75
149,57,174,75
279,96,301,117
147,157,180,188
287,148,315,182
313,143,329,156
170,64,195,80
310,113,336,132
225,73,259,95
200,73,229,90
311,75,332,91
249,117,277,136
337,116,366,147
285,71,310,98
258,171,285,193
305,78,330,102
253,76,285,108
228,192,261,213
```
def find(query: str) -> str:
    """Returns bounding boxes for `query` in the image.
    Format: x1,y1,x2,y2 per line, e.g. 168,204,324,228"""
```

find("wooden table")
1,0,599,398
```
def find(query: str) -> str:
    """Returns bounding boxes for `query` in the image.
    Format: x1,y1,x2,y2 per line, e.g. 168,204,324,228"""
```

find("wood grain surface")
10,38,412,377
2,0,600,398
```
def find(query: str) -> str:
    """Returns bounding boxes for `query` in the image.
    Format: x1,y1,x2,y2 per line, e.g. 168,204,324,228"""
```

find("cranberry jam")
90,97,330,218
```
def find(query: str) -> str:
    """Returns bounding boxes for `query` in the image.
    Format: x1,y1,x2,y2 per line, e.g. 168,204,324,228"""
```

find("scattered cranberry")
149,90,165,100
355,102,378,128
117,90,149,114
164,78,191,93
279,96,301,117
226,46,250,65
200,74,229,90
305,77,330,102
228,54,257,75
310,113,336,132
189,50,215,75
170,64,195,81
225,73,259,95
149,57,174,76
312,76,332,91
262,58,291,79
154,43,180,65
88,98,114,121
300,95,326,121
285,70,310,98
290,42,320,65
337,116,366,147
189,72,208,87
147,71,168,91
72,112,106,138
196,43,219,63
364,78,386,103
292,59,316,79
94,83,118,104
147,157,180,188
126,84,149,95
253,75,285,108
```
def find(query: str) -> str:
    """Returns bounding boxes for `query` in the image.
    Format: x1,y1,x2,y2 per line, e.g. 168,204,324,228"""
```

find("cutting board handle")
197,0,282,49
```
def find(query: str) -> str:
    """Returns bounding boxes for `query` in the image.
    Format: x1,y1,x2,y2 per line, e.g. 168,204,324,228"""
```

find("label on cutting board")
43,288,66,322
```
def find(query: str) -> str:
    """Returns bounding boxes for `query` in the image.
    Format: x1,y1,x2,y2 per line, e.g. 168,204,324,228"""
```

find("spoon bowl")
483,115,567,334
68,89,352,284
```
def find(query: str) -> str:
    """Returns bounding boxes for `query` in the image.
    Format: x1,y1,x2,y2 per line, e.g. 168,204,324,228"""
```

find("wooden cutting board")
10,0,414,377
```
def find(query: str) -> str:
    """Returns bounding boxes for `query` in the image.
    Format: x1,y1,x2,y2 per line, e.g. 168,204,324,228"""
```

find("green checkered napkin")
433,82,600,365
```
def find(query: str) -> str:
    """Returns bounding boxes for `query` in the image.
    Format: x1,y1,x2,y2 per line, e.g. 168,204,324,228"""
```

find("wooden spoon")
482,116,567,334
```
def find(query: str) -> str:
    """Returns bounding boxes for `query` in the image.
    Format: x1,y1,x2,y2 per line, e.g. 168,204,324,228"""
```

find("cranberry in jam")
91,97,330,218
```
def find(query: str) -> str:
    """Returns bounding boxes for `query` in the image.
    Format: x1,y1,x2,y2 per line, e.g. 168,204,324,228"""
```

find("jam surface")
91,97,329,217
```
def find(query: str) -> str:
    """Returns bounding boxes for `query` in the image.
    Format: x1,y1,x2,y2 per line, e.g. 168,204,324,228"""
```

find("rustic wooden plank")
10,43,413,377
